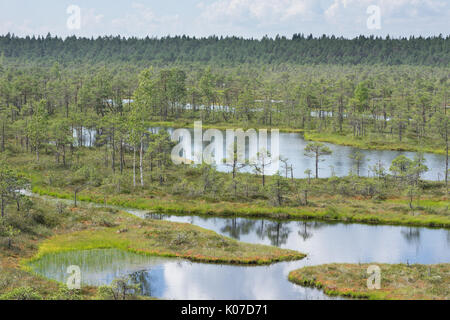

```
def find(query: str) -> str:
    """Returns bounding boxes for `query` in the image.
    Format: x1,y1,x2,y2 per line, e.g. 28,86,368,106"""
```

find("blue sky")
0,0,449,38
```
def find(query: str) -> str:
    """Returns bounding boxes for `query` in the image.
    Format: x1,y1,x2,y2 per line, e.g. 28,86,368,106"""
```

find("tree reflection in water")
255,219,267,240
220,216,258,240
219,217,329,246
130,270,153,297
218,217,291,247
297,221,326,242
298,222,314,241
265,221,290,247
401,228,421,245
146,213,168,220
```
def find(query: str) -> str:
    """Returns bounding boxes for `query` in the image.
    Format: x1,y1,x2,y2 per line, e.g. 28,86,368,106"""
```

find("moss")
289,263,450,300
32,186,450,229
3,197,303,300
0,287,43,300
303,131,445,155
23,211,305,268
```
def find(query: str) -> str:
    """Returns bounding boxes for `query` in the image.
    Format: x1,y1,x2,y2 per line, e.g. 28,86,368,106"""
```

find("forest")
0,48,448,168
1,34,449,66
0,35,448,301
0,35,448,225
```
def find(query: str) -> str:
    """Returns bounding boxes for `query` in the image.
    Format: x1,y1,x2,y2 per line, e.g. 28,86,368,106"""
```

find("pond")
145,214,450,265
28,199,450,300
29,249,331,300
74,127,446,181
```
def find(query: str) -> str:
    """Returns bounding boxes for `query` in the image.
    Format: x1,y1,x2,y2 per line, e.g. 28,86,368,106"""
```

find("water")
146,214,450,265
74,127,446,181
30,249,162,287
30,249,330,300
28,199,450,300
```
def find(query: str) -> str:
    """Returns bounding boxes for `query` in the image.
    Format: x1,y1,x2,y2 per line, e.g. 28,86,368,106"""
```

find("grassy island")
289,263,450,300
1,198,303,300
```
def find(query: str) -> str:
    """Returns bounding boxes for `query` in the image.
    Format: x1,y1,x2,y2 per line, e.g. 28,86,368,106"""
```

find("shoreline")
288,263,450,300
32,186,450,229
147,121,446,156
21,206,305,270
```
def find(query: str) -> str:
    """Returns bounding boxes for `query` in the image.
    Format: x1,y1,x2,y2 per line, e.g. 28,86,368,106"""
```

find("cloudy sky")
0,0,449,39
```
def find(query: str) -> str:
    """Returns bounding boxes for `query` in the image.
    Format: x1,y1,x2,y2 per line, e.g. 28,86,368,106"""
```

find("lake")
29,201,450,300
74,127,446,181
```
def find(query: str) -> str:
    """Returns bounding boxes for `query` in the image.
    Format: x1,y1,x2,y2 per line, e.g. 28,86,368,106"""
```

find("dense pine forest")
0,34,449,66
0,36,448,215
0,38,448,162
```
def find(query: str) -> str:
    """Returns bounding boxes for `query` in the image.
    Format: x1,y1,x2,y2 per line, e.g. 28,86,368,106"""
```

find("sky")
0,0,449,39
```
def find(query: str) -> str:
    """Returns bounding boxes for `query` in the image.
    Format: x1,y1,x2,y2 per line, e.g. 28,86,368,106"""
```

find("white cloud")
111,2,180,37
0,20,18,35
197,0,449,37
0,19,54,37
200,0,319,25
325,0,448,20
321,0,449,36
82,8,105,29
0,1,448,39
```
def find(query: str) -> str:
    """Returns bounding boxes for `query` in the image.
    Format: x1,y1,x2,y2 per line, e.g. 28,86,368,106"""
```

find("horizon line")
1,33,449,41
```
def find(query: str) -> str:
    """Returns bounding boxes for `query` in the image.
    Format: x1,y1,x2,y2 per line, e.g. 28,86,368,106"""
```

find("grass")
288,263,450,300
0,266,97,300
150,119,444,155
0,199,109,299
148,120,305,133
303,131,446,155
5,132,448,230
32,185,450,229
386,199,449,208
0,197,303,300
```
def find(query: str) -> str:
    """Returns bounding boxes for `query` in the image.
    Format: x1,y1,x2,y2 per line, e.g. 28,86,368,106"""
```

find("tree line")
0,34,449,66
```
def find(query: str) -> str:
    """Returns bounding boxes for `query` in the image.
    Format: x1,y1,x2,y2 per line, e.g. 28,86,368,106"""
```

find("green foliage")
353,81,370,112
304,142,333,179
304,142,332,157
0,162,28,218
0,287,42,300
268,173,290,206
26,100,48,161
289,263,450,300
390,155,413,177
0,40,447,233
1,35,448,66
48,286,82,300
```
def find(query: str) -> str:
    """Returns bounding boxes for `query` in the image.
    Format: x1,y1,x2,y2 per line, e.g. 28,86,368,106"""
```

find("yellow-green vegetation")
288,263,450,300
0,198,113,300
304,131,446,155
32,184,450,229
148,120,305,133
24,210,304,267
7,144,446,229
0,197,303,300
148,120,445,155
3,108,448,230
148,120,444,155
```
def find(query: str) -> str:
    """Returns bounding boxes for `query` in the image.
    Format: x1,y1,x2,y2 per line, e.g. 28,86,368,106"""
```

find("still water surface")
29,201,450,300
75,127,446,180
